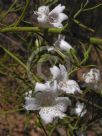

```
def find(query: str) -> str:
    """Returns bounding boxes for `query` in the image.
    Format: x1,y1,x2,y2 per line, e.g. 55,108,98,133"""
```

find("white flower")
59,80,81,94
75,102,86,117
24,80,71,124
34,4,68,28
54,35,72,51
50,64,81,94
82,68,100,89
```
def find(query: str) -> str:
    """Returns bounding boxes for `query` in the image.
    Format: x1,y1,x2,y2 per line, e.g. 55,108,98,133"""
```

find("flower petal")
35,82,48,92
55,97,71,112
59,64,68,80
50,65,61,80
83,68,100,84
39,106,66,124
59,40,72,51
38,6,49,15
75,101,86,117
58,13,68,22
51,22,63,28
59,80,81,94
49,4,65,15
48,80,58,92
37,14,49,27
24,97,41,111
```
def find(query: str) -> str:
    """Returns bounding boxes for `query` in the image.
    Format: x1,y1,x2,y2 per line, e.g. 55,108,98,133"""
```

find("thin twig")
38,115,49,136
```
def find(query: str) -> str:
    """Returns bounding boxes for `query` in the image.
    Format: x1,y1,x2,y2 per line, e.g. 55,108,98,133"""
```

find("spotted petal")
55,97,71,112
59,80,81,94
39,106,66,124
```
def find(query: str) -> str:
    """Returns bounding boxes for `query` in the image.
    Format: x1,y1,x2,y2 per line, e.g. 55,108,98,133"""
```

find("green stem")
14,0,30,26
38,115,49,136
0,27,102,45
73,19,95,32
0,108,24,115
0,27,63,33
1,46,28,70
0,0,18,21
83,3,102,12
0,46,39,82
90,37,102,45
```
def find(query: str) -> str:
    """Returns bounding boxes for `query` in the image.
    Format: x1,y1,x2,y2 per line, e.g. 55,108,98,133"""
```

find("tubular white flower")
82,68,100,89
75,102,86,117
50,64,81,94
54,35,72,51
34,4,68,28
24,80,71,124
83,68,100,83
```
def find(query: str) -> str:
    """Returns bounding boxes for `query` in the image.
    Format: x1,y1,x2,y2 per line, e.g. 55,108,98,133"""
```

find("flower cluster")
24,3,101,125
34,4,73,52
34,4,68,28
24,64,86,124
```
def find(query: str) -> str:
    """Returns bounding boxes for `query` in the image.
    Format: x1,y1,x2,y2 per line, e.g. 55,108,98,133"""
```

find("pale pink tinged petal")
39,107,66,124
55,97,71,112
35,82,47,92
50,65,61,80
49,4,65,15
24,97,41,111
58,13,68,22
59,40,72,51
59,64,68,80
